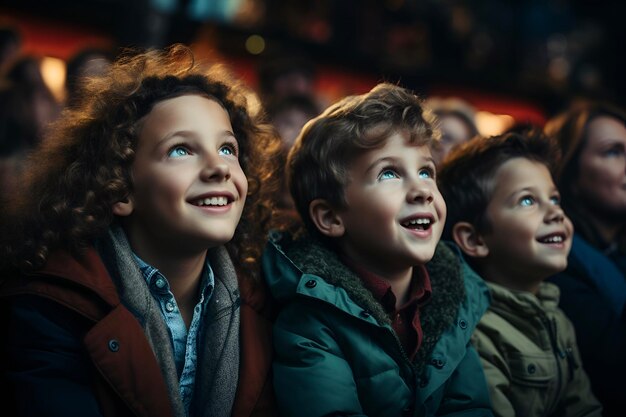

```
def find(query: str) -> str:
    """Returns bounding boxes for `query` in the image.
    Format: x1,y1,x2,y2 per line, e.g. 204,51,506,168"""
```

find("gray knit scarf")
96,225,241,417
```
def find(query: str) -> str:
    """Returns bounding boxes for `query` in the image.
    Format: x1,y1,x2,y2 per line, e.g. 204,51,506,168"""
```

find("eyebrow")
156,129,236,147
365,156,396,175
505,185,558,201
423,155,436,165
364,154,436,175
597,138,626,146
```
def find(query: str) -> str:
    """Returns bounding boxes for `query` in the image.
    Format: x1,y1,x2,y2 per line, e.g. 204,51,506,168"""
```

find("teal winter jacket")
262,233,493,417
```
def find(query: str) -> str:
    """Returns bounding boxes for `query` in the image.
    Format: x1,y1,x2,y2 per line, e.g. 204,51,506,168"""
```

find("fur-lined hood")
262,231,490,374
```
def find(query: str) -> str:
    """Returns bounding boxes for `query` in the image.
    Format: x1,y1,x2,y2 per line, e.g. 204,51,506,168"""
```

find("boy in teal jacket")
263,83,493,416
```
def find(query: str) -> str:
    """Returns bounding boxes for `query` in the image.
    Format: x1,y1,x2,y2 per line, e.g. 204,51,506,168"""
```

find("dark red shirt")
343,258,432,361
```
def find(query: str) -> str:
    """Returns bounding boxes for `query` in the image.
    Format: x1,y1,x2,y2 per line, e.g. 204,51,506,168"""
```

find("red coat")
1,248,276,417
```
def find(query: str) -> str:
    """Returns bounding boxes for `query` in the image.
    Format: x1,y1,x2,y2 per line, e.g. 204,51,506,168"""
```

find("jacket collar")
487,280,560,315
33,246,121,307
263,232,470,373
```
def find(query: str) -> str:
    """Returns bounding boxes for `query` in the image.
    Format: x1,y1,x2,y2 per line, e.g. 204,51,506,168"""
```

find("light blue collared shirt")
134,254,215,416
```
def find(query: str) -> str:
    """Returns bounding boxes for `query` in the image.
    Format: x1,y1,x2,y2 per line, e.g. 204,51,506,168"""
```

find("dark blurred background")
1,0,625,125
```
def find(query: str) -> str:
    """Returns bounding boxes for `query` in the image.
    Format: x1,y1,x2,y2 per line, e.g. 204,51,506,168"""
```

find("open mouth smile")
536,232,567,246
401,217,432,230
191,196,230,207
400,214,435,237
188,193,235,209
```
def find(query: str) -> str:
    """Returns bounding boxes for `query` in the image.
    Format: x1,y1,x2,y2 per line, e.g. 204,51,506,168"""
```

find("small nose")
545,204,565,223
407,181,434,204
200,154,231,182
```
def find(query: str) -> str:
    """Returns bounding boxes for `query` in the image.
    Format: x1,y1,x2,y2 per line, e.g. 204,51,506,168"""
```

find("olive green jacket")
472,281,602,417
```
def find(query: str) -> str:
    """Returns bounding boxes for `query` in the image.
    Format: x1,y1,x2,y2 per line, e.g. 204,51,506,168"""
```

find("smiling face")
574,115,626,225
334,131,446,279
479,158,573,290
117,94,248,258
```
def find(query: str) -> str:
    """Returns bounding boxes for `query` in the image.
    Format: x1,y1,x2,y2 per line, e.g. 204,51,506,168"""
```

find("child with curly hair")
0,45,280,417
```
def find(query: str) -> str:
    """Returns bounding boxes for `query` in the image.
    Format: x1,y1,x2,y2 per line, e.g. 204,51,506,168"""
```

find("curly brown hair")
1,44,281,281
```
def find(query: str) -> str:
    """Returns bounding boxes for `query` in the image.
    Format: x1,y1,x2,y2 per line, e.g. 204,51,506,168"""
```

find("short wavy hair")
438,130,558,241
287,82,439,240
2,45,281,281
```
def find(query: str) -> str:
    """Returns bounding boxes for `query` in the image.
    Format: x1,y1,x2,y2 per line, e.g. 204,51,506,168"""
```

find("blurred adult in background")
265,94,320,220
65,47,114,108
266,94,320,155
258,48,321,219
0,56,60,197
257,50,316,104
544,101,626,417
427,97,478,166
0,26,21,76
0,80,32,196
6,56,61,139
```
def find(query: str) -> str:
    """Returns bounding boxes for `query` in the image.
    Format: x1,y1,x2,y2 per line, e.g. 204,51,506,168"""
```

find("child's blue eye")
168,146,190,158
378,169,399,181
419,168,434,179
519,196,535,206
219,143,238,156
550,195,561,205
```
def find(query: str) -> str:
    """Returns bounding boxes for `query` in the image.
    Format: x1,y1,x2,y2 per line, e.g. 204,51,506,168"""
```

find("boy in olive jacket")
263,83,493,416
438,131,602,417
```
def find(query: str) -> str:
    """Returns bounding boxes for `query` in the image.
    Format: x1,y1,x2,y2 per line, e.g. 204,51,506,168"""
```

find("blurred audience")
544,100,626,417
6,56,61,147
65,47,114,108
257,49,317,103
0,55,60,197
0,26,21,76
266,93,320,154
266,93,320,215
427,97,478,166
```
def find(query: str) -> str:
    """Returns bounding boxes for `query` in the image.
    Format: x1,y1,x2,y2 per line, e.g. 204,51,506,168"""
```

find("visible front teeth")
541,235,563,243
196,197,228,206
402,218,432,229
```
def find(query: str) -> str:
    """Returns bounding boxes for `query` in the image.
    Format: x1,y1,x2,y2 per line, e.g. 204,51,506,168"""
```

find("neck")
479,264,542,295
121,223,212,327
161,254,207,302
340,246,414,308
141,248,208,328
388,270,413,308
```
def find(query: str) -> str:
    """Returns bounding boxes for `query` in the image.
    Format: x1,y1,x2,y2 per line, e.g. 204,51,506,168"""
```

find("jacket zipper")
564,346,578,382
385,324,418,414
543,316,564,410
387,325,417,372
303,294,419,404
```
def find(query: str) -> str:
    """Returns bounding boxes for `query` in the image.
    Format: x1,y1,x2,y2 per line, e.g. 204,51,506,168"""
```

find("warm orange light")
40,56,66,102
475,111,515,136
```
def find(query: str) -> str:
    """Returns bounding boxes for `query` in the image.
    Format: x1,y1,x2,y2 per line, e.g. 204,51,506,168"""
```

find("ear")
112,196,134,217
452,222,489,258
309,198,345,238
